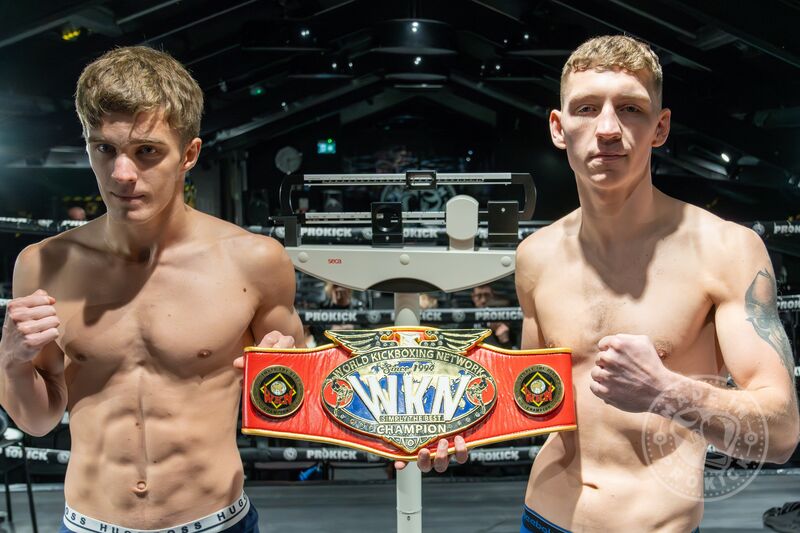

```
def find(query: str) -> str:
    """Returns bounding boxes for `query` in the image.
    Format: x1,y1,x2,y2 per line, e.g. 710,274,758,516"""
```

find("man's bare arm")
0,245,67,436
516,236,545,351
656,228,797,462
247,236,306,349
744,269,796,381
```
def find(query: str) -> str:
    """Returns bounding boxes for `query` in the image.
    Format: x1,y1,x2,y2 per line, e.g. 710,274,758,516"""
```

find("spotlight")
721,152,731,163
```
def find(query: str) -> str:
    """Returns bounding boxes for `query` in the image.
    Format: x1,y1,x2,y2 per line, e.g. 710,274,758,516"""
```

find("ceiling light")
385,55,448,82
61,26,82,42
241,21,325,51
721,152,731,163
374,19,457,55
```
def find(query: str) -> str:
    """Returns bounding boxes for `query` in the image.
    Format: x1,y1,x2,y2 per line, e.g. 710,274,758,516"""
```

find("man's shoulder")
516,210,577,285
517,210,577,258
12,222,99,295
190,209,282,255
676,202,767,293
194,212,291,280
17,219,102,266
679,202,761,254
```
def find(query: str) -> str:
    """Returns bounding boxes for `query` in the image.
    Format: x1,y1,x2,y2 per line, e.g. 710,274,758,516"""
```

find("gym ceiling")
0,0,798,225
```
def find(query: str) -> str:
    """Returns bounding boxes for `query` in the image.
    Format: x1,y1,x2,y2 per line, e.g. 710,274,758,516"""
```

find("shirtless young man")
0,46,303,532
513,35,800,532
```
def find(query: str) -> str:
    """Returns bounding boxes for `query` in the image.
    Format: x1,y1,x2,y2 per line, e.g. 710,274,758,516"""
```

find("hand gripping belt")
241,327,576,461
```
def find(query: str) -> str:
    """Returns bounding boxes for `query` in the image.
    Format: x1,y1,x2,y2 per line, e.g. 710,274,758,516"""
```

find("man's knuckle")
22,338,40,350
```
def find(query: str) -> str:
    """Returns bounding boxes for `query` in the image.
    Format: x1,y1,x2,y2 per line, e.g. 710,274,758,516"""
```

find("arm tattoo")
745,270,796,382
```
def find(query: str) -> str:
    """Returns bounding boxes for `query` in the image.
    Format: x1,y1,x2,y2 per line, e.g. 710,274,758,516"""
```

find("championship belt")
241,327,575,461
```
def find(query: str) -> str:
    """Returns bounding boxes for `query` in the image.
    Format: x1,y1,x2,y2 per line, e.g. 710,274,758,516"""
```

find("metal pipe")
139,0,259,45
394,292,422,533
117,0,183,25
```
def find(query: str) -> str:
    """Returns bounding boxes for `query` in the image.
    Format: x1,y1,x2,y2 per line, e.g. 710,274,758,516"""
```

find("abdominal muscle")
526,409,705,532
63,365,245,528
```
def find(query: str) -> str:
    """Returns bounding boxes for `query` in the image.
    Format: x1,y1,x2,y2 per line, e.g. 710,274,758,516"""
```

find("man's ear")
652,108,671,148
549,109,567,150
182,137,202,172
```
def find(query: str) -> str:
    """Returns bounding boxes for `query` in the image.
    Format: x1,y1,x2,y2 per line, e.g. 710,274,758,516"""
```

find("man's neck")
576,169,661,248
102,197,192,263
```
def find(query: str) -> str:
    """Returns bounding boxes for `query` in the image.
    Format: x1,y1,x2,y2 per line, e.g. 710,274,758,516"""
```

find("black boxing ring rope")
5,444,800,476
2,301,798,323
1,216,799,242
0,445,541,467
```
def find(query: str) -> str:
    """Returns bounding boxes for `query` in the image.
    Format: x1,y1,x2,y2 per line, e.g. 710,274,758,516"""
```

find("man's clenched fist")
1,290,60,366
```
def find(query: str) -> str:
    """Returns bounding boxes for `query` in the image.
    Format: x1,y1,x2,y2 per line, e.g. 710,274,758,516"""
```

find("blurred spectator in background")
67,206,87,221
471,284,516,349
316,283,364,336
419,293,439,310
321,283,364,310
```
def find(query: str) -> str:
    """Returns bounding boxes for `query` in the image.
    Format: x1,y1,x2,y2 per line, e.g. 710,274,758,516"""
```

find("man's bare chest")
532,255,713,364
52,262,257,370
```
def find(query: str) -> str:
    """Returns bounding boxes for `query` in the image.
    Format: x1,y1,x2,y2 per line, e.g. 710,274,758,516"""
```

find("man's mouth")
591,152,626,160
111,192,145,201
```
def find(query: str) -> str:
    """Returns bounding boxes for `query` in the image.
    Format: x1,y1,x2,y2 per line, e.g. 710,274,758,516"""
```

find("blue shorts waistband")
521,505,570,533
520,504,700,533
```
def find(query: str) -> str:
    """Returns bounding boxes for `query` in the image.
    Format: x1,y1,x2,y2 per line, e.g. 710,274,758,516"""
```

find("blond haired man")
0,46,303,532
513,35,799,532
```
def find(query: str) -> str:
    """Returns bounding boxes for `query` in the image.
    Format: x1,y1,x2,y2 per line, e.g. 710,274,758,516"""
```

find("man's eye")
576,106,593,113
621,105,640,113
139,145,157,155
95,144,116,155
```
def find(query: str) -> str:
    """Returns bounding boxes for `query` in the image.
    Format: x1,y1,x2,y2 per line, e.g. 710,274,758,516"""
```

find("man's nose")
111,155,138,183
596,104,622,141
